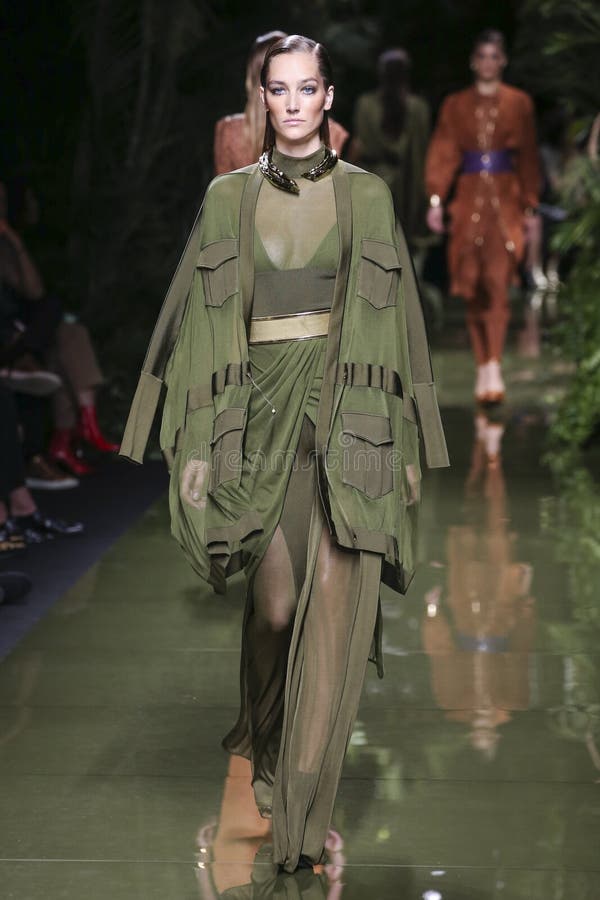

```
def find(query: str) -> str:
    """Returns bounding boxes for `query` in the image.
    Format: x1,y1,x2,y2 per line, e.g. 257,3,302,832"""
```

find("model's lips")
283,119,305,124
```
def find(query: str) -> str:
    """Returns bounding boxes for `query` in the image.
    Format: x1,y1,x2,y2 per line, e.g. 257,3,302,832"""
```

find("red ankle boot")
49,429,95,475
77,405,120,453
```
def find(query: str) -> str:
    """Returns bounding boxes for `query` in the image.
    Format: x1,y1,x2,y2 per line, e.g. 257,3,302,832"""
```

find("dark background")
0,0,589,425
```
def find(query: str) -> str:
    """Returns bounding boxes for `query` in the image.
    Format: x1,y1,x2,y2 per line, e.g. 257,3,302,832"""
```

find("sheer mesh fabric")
224,166,383,872
245,414,316,809
271,490,381,870
242,416,382,871
255,176,337,272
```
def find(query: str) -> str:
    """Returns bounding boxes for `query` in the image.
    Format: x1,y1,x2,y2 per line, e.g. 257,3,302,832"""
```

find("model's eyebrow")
267,78,319,86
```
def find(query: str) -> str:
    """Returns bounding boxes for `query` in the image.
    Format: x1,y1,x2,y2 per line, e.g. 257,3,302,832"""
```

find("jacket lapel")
239,166,263,327
315,161,353,533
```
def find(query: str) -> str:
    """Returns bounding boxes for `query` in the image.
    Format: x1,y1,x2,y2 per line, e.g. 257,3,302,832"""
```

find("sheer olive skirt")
223,415,382,872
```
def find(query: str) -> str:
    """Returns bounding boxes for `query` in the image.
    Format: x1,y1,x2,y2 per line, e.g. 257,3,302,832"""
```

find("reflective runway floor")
1,336,599,899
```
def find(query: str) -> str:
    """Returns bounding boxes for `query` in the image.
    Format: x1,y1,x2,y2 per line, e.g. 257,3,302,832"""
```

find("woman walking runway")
425,29,540,404
121,34,448,873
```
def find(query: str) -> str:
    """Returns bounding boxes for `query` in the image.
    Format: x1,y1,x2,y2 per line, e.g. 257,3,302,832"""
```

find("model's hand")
426,205,445,234
180,457,209,510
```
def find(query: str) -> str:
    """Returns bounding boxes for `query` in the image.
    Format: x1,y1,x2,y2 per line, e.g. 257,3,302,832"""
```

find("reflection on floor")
1,337,599,899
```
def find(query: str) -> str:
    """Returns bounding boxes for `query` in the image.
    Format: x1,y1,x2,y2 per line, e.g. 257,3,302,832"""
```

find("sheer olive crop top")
250,146,339,337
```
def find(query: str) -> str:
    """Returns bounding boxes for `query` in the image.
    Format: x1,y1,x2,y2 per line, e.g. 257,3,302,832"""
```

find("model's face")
261,51,334,152
471,43,506,82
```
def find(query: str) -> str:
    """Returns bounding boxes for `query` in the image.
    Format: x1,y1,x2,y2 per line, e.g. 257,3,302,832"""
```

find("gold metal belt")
248,310,330,344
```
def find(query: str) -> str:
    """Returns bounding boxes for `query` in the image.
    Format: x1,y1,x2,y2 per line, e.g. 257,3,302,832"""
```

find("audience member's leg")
15,392,79,490
55,321,118,453
0,387,28,555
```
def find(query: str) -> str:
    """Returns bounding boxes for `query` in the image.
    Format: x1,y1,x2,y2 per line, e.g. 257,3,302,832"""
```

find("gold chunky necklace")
258,147,338,194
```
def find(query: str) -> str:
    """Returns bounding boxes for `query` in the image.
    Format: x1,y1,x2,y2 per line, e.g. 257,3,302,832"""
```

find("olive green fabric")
252,269,334,318
119,148,448,873
253,149,338,319
217,160,392,871
353,91,430,243
255,147,338,272
119,153,449,594
219,842,329,898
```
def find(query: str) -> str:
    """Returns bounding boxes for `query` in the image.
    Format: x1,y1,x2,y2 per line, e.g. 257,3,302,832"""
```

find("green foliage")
546,157,600,451
515,0,600,453
514,0,600,113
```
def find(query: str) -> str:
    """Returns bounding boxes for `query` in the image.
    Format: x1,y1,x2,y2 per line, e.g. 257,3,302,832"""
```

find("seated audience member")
0,384,83,558
1,177,118,480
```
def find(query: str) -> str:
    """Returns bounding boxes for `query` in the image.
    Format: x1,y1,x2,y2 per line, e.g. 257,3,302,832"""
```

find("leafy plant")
514,0,600,111
515,0,600,453
547,154,600,450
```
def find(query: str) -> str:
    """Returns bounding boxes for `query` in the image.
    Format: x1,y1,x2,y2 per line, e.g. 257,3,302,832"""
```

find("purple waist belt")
462,149,514,174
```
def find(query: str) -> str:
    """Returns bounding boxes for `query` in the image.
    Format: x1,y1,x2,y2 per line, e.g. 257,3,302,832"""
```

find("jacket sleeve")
425,95,462,203
395,220,450,469
119,203,205,464
516,93,541,212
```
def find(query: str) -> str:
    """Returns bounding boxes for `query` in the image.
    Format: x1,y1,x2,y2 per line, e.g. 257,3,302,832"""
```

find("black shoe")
0,571,32,604
8,511,84,543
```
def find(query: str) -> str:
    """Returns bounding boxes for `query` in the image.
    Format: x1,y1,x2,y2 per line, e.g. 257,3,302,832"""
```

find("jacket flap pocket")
341,412,392,445
197,239,239,270
211,407,246,444
360,239,401,271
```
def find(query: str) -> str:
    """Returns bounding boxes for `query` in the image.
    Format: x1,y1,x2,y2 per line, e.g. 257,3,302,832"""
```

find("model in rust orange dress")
425,30,540,403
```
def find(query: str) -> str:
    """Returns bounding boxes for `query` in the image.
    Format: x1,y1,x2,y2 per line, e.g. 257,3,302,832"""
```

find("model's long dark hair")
244,31,287,160
472,28,507,55
260,34,333,152
378,48,411,141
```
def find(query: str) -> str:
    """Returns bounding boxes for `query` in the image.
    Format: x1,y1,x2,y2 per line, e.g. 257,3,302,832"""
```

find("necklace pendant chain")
258,148,338,194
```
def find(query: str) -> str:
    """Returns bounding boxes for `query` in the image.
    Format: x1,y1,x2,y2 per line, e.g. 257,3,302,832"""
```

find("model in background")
425,30,540,404
349,49,430,248
213,31,349,175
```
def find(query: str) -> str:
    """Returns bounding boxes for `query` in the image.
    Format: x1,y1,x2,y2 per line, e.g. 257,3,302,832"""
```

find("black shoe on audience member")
0,571,32,604
7,511,84,544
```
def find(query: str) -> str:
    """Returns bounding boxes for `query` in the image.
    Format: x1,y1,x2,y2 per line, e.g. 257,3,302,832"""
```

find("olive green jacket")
120,160,449,593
